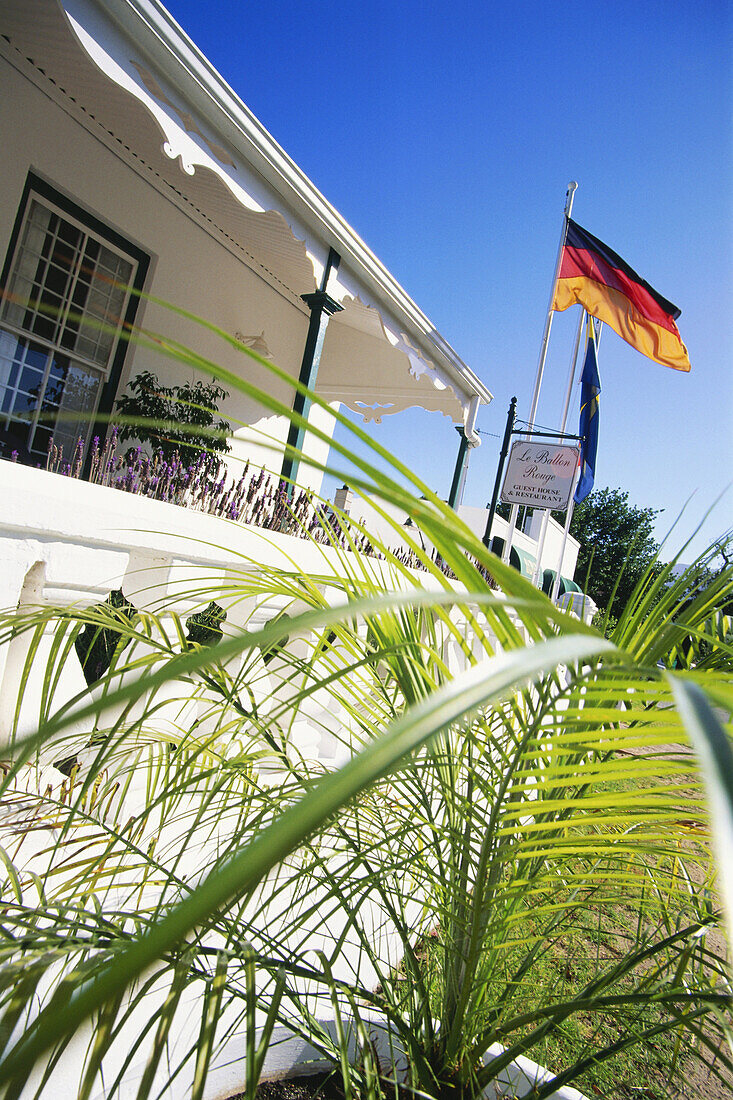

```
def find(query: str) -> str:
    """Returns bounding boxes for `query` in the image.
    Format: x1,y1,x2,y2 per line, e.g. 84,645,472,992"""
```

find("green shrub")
114,368,232,463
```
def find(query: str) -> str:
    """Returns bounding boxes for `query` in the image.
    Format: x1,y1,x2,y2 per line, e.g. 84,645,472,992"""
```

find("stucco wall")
0,55,337,490
457,505,580,581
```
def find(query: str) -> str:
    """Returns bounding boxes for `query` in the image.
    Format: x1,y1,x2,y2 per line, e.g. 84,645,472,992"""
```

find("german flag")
552,220,690,372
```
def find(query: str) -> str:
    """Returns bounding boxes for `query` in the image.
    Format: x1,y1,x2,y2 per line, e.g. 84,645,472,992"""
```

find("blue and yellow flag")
575,315,601,503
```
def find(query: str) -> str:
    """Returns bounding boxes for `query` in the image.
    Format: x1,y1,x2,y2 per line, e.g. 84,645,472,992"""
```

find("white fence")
0,462,589,1100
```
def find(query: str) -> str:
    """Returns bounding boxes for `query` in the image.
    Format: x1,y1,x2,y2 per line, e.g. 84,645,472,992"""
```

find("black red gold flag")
552,220,690,372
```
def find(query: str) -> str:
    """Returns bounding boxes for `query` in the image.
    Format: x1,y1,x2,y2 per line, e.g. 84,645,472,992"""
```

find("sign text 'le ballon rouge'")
500,441,580,511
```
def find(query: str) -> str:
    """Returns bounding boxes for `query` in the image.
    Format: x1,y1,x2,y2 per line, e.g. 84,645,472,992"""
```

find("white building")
0,7,595,1096
0,0,590,615
0,0,583,593
0,0,492,478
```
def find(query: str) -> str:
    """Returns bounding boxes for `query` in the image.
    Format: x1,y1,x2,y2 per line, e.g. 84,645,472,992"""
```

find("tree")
114,369,231,464
555,487,662,616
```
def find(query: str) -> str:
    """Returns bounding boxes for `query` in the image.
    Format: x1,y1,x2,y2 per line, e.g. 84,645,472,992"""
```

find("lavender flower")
31,440,439,571
72,437,85,479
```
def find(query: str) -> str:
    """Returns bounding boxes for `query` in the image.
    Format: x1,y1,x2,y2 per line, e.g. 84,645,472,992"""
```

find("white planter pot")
236,1010,590,1100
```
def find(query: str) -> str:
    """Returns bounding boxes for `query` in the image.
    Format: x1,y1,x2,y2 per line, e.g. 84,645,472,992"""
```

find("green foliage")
555,487,663,618
74,588,137,685
411,893,714,1099
114,368,232,462
0,306,731,1100
591,608,618,638
186,601,227,648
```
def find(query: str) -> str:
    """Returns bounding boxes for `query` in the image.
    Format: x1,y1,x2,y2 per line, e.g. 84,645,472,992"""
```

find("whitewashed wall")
0,52,333,491
457,504,580,581
0,461,479,1098
0,462,593,1100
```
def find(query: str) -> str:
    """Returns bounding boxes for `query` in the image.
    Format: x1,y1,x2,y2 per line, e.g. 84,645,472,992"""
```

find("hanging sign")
500,441,580,510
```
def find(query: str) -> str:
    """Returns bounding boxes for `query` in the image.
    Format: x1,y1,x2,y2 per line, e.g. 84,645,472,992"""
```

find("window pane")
3,203,79,343
66,243,132,368
0,331,51,458
17,363,44,404
1,193,139,465
0,330,22,415
37,358,102,462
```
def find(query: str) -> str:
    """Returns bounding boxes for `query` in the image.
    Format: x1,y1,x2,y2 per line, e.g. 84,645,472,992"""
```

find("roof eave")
91,0,492,406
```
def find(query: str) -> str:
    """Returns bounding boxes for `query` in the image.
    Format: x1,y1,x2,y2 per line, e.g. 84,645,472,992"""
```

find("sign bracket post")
485,410,583,574
485,398,583,552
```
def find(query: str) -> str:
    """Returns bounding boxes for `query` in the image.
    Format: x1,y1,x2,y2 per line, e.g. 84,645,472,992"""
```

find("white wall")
526,509,580,579
0,56,336,491
457,505,580,582
0,462,591,1099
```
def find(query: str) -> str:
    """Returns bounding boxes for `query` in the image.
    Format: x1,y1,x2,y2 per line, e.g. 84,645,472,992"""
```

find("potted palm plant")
0,309,729,1100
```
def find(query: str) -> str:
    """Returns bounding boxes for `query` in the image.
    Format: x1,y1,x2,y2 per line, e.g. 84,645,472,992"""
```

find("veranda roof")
0,0,492,427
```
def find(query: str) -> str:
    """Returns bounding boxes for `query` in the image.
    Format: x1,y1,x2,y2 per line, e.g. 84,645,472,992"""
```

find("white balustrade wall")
0,462,588,1100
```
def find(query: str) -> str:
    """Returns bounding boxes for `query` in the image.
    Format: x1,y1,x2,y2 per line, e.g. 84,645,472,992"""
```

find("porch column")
447,426,471,509
447,395,481,510
281,248,343,491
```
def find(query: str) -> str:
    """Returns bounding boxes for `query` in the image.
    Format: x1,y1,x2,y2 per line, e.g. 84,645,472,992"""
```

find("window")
0,178,148,465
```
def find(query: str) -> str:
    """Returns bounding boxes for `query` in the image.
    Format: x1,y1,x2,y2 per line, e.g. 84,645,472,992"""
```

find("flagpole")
529,305,585,587
527,180,578,431
551,319,603,603
558,307,586,437
502,180,578,565
550,464,581,603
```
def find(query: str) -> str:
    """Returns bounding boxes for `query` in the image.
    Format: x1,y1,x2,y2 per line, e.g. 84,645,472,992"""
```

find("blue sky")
166,0,732,559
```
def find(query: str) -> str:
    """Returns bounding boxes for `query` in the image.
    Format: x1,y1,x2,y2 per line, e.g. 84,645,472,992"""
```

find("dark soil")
256,1073,344,1100
232,1071,415,1100
228,1053,733,1100
227,1072,346,1100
